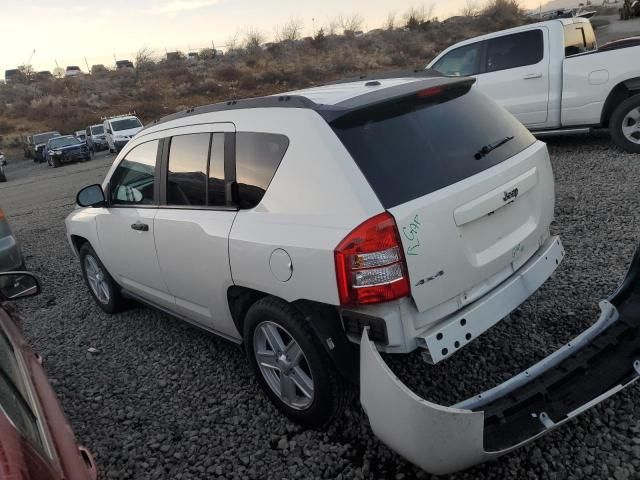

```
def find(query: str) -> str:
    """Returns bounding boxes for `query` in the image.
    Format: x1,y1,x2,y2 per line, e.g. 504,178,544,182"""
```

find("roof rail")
100,112,138,121
142,95,318,131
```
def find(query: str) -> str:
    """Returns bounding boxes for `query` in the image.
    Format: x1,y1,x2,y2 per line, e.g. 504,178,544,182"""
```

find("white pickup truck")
427,17,640,153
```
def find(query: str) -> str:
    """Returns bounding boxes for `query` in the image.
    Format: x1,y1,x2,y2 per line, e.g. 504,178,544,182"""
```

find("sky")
0,0,544,74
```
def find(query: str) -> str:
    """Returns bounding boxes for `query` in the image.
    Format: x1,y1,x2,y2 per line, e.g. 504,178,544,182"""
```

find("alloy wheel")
253,321,315,410
84,255,111,304
622,107,640,144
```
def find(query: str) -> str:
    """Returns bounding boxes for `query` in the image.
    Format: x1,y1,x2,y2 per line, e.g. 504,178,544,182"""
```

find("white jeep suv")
67,73,571,472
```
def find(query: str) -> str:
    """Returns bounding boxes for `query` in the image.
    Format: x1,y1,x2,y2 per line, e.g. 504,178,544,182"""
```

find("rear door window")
167,133,210,206
431,43,482,77
235,133,289,209
331,89,536,208
564,24,597,56
485,30,544,72
110,140,159,205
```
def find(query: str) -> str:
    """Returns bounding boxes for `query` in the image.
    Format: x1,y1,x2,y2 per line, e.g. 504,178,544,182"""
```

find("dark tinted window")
432,43,482,76
564,24,597,56
209,133,226,207
235,132,289,209
110,140,158,205
332,89,536,208
486,30,544,72
167,133,210,206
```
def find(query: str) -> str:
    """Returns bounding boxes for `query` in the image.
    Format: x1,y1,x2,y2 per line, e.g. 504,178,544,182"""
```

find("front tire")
52,156,61,168
244,297,350,428
610,95,640,154
79,243,126,314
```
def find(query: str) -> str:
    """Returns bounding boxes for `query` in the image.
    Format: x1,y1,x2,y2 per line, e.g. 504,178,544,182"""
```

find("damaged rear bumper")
360,245,640,474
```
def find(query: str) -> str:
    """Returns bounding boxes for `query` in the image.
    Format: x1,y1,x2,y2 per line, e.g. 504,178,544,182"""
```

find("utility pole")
84,56,90,73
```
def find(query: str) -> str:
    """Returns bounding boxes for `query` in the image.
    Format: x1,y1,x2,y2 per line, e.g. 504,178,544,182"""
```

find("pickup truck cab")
428,18,640,152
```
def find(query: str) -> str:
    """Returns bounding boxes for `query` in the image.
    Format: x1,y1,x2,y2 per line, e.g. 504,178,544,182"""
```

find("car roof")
142,70,471,132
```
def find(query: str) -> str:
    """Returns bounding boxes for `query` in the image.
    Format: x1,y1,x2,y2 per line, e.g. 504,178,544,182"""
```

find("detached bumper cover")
361,244,640,475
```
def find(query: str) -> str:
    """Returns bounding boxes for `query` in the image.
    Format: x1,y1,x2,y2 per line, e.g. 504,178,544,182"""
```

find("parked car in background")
103,115,143,153
428,17,640,152
34,71,54,81
4,69,25,83
90,64,108,75
85,124,108,153
64,66,83,77
0,271,98,480
28,131,60,162
74,130,87,142
0,151,6,182
0,207,24,272
45,136,91,168
115,60,134,69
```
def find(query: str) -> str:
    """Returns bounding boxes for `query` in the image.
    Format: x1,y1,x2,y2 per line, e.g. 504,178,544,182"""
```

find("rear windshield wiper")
474,136,514,160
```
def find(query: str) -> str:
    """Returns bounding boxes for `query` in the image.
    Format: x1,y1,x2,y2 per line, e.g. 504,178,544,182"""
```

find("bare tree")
461,0,479,16
327,18,340,36
338,13,364,32
404,4,435,30
385,11,397,30
135,46,156,70
276,17,304,42
225,31,241,51
244,28,265,50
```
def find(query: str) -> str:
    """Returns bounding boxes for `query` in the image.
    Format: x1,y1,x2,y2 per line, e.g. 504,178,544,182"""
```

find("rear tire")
79,243,127,314
244,297,350,428
610,95,640,154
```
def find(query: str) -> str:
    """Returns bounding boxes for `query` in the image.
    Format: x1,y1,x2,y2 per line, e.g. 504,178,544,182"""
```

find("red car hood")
0,306,96,480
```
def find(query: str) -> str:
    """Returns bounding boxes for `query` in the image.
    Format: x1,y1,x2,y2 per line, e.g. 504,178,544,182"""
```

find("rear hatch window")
331,88,536,208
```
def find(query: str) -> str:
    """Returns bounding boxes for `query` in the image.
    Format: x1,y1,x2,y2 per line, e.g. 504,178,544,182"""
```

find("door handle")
523,73,542,80
131,222,149,232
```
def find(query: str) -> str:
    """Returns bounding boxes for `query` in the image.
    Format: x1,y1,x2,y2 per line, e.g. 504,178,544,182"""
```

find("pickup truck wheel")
244,297,350,428
610,95,640,154
79,243,126,314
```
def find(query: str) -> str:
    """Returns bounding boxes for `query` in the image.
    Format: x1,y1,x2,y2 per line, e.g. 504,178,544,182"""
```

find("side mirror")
77,184,107,207
0,272,40,301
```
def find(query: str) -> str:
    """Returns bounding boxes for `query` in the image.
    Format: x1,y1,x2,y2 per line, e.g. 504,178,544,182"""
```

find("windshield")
33,132,59,144
111,118,142,131
91,125,104,134
331,89,536,208
49,136,81,149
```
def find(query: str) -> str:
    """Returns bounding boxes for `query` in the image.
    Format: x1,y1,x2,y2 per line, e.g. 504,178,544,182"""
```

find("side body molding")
361,242,640,475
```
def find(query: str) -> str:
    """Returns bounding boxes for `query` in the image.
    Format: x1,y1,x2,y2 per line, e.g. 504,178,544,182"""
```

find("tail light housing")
335,212,410,306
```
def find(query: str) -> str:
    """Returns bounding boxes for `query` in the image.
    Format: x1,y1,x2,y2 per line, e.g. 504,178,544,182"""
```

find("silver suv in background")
85,124,108,154
103,115,143,153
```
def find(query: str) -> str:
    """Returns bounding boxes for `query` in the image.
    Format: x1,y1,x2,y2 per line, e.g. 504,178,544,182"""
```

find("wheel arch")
227,286,358,384
601,77,640,127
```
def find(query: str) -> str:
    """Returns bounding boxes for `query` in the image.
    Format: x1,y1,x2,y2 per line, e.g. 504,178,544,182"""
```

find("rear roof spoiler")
317,76,476,123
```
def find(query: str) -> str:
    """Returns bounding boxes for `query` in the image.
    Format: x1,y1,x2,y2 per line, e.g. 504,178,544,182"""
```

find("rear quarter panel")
228,109,383,305
561,46,640,126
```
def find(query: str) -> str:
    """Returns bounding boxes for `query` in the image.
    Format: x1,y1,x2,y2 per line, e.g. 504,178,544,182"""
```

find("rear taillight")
334,212,410,306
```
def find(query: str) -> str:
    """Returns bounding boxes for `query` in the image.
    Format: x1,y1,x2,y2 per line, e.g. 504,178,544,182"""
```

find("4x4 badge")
503,188,519,202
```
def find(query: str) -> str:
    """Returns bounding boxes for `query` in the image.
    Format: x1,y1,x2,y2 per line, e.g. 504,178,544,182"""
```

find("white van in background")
103,115,143,153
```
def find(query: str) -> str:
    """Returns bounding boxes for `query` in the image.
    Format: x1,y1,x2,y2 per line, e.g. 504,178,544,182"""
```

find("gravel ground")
1,134,640,480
